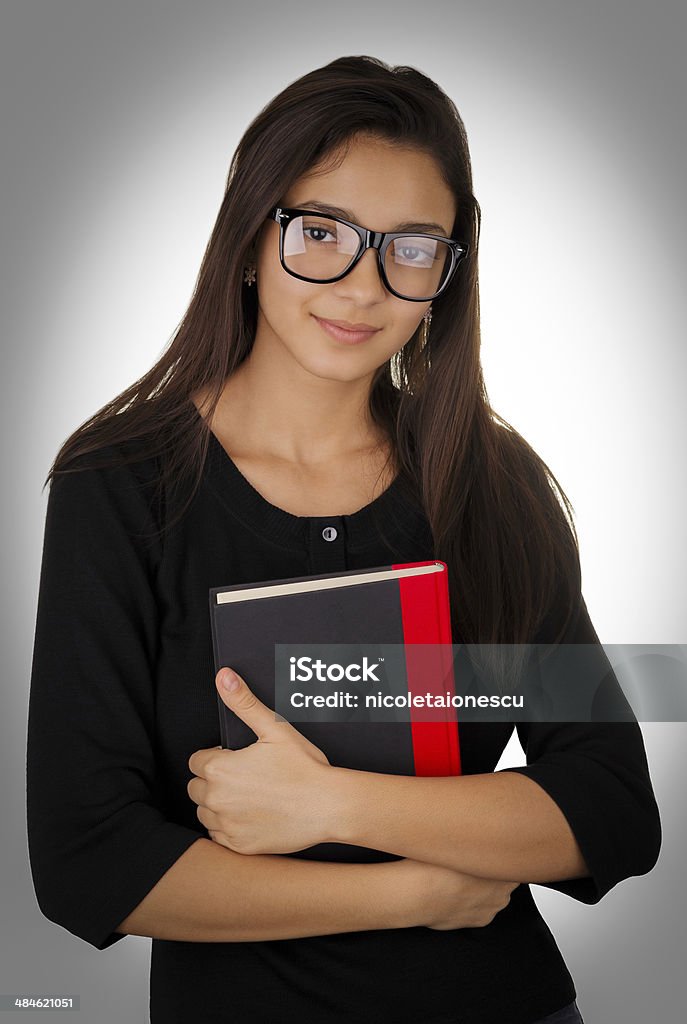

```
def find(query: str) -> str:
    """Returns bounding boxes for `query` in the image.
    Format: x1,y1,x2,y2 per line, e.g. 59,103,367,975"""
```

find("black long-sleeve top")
26,422,662,1024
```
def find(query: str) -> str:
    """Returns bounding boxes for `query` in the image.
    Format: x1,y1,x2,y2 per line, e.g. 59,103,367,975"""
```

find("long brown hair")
46,54,581,649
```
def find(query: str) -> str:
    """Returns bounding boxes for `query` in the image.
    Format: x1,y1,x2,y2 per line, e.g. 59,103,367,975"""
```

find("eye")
303,225,337,243
395,243,435,267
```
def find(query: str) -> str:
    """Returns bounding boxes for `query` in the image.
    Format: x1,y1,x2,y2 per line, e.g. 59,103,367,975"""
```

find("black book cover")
209,561,460,863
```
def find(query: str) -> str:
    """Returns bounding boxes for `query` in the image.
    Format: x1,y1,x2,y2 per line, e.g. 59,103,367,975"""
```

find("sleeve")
26,454,204,950
497,590,663,904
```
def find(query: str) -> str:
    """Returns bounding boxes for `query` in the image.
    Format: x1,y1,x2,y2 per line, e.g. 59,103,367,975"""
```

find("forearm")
115,837,415,942
328,769,590,883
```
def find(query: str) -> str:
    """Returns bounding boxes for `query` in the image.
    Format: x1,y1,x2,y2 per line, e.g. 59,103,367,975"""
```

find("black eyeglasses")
266,206,469,302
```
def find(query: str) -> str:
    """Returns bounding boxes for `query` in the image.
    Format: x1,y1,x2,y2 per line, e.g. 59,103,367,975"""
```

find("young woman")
27,56,661,1024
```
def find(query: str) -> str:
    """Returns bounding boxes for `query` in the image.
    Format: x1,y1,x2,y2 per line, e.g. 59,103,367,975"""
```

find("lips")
320,317,380,331
313,315,381,345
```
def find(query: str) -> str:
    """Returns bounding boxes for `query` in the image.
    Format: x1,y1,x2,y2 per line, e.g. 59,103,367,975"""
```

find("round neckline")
191,399,426,550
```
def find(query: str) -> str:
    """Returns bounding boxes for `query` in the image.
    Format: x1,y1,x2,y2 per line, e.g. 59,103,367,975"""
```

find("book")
208,560,461,862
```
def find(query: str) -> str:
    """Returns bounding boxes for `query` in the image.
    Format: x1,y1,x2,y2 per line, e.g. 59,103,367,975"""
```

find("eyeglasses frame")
266,206,470,302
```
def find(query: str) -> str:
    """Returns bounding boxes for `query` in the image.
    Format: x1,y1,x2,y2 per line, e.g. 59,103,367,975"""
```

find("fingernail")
221,669,240,692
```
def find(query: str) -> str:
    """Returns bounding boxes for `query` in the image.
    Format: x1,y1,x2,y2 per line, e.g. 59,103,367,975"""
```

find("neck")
196,328,389,466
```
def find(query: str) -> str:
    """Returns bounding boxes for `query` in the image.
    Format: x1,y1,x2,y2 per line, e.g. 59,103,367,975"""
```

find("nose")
334,246,387,302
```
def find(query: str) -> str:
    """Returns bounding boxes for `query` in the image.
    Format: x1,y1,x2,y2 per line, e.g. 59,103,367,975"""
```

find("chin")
298,349,376,383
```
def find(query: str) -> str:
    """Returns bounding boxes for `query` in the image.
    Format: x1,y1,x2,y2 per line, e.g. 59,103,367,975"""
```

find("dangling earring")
420,305,432,350
243,261,256,286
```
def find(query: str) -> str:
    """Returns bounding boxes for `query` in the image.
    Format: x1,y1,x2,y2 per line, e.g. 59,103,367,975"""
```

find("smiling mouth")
312,315,381,344
319,317,380,331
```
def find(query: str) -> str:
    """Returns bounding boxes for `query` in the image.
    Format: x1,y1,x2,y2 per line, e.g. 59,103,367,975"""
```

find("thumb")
216,667,284,739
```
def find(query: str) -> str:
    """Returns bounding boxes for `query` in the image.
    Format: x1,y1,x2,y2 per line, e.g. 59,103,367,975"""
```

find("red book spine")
393,561,462,776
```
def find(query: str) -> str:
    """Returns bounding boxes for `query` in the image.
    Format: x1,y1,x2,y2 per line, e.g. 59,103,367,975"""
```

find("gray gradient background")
2,1,685,1021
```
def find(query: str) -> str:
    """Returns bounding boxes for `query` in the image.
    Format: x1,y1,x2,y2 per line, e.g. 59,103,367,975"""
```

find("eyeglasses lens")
283,214,452,299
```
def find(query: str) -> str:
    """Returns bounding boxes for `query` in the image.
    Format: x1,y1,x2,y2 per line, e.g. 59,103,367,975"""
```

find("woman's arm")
115,838,520,942
194,667,587,884
325,768,589,882
321,599,662,902
114,838,415,941
193,613,660,902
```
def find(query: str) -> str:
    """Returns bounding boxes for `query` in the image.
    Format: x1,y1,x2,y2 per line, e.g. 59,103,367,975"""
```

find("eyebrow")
296,199,450,236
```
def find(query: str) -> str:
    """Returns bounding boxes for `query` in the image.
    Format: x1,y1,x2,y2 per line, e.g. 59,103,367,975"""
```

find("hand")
394,858,520,930
187,667,335,855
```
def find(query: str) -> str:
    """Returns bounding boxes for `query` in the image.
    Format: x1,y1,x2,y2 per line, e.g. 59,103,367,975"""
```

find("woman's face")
251,134,458,384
